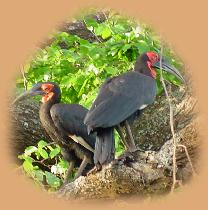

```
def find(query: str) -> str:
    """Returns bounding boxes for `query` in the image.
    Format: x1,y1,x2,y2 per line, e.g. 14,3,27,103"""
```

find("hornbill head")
13,82,61,104
136,51,185,82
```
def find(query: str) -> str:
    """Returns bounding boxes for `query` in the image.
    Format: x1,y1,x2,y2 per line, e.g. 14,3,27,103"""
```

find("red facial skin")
146,52,160,79
41,83,54,103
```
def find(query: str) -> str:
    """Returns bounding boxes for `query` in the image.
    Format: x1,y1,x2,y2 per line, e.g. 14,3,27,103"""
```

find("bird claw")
135,147,145,153
117,152,136,163
114,148,145,166
57,181,69,194
86,164,101,176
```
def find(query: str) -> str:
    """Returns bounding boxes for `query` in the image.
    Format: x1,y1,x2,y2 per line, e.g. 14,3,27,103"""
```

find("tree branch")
159,47,196,193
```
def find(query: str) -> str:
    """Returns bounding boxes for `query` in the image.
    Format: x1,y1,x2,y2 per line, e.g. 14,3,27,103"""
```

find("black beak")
153,58,185,83
12,89,45,105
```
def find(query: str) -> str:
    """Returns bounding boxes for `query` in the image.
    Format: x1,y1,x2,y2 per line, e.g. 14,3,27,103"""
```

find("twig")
159,47,196,193
102,10,108,21
83,19,102,43
33,160,51,170
20,65,28,91
178,144,196,176
46,142,57,146
159,47,178,193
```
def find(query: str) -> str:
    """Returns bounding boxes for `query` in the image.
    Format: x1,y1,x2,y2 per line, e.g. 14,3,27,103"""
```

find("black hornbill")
84,51,184,168
13,82,95,183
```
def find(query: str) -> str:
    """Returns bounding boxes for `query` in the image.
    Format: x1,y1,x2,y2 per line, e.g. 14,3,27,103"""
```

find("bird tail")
94,128,115,166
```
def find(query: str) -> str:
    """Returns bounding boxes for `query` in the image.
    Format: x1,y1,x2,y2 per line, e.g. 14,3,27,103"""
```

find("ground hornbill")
13,82,95,183
84,51,184,168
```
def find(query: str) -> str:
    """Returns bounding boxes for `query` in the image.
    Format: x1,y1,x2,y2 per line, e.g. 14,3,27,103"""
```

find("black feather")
50,103,95,149
84,71,156,128
94,128,115,165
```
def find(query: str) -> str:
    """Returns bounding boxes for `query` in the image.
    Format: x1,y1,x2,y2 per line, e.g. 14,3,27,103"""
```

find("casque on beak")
12,83,45,105
153,57,185,83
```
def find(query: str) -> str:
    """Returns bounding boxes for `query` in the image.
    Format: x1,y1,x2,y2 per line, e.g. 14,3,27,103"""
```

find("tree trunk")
10,99,51,158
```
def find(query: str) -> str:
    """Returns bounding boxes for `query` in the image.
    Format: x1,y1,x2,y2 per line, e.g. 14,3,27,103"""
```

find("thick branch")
10,99,51,158
39,11,109,48
58,132,196,200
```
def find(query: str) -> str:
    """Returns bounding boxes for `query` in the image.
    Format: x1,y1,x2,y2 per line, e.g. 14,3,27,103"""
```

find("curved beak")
12,90,45,105
153,58,185,83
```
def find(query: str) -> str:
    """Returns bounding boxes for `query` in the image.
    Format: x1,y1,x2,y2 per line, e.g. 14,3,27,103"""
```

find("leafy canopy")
16,11,183,108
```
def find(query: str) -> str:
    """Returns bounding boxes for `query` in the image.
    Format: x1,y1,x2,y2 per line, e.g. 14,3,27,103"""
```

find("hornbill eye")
153,56,157,62
41,83,54,92
146,51,159,64
153,55,159,63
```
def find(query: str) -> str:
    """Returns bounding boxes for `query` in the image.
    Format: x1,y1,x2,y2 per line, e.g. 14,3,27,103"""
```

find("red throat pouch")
147,61,157,79
42,92,54,103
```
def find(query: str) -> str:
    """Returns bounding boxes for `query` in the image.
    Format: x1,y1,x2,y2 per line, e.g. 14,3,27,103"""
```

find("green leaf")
84,18,98,28
105,67,117,75
79,39,90,45
58,159,69,169
45,171,61,188
122,44,132,53
23,159,33,172
18,154,25,160
80,45,90,54
24,146,38,156
66,57,76,63
38,140,48,149
24,156,34,163
49,147,61,159
101,28,111,39
61,74,74,87
39,148,48,159
94,24,111,39
47,145,54,151
77,78,89,98
135,40,150,54
35,151,41,160
34,170,45,182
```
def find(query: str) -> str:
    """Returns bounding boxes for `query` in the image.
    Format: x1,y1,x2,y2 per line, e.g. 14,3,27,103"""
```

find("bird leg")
74,155,89,180
116,125,128,150
86,163,102,176
63,161,75,185
124,120,137,152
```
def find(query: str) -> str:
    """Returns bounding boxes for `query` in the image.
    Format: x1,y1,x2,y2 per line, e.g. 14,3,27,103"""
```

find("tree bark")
132,85,197,151
10,99,51,158
39,11,109,48
57,129,197,200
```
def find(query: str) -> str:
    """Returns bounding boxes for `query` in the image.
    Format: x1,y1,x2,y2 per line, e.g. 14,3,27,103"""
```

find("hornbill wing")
50,104,95,152
84,71,156,129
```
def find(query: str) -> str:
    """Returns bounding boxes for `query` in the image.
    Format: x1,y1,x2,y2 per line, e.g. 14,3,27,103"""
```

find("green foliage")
18,140,68,191
16,11,183,107
115,131,125,157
